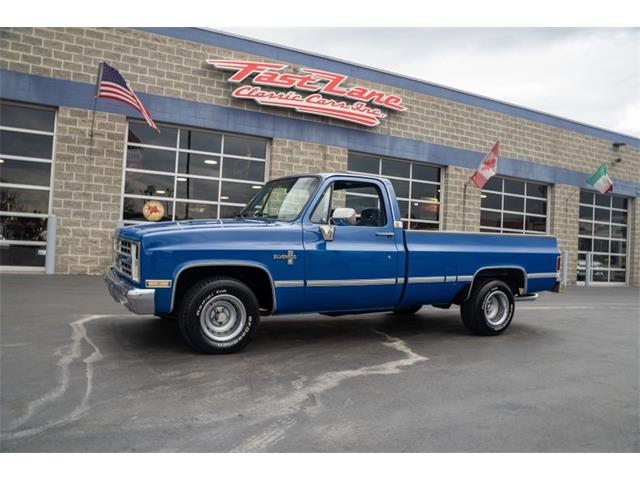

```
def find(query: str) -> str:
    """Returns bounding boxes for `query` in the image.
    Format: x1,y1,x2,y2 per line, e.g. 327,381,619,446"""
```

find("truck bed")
400,231,560,306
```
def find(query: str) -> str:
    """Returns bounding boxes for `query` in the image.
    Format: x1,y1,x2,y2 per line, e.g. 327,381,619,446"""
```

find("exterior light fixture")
204,159,218,165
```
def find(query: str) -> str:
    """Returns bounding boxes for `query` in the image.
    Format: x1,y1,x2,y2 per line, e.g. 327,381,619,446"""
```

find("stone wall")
51,107,125,274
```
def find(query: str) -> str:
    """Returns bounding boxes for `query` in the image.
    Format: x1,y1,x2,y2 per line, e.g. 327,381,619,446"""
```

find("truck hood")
117,218,281,240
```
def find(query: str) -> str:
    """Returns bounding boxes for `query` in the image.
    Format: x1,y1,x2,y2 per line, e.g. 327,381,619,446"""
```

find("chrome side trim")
396,277,405,284
171,261,277,314
407,276,446,284
527,272,559,279
457,275,474,282
307,278,397,287
274,280,305,288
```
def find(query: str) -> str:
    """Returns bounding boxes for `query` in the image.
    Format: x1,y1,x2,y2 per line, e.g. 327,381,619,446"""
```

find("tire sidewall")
477,281,514,333
181,279,259,353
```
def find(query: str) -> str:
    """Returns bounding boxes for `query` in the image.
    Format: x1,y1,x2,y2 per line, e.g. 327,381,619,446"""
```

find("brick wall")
1,27,638,183
270,139,347,178
549,184,581,285
52,107,125,274
441,166,481,232
1,27,638,284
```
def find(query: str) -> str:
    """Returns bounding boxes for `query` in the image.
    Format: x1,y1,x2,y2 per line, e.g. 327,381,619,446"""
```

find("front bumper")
104,267,155,315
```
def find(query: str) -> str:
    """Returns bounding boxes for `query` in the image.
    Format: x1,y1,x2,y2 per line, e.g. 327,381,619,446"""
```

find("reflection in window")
122,121,268,223
347,152,441,230
480,177,548,235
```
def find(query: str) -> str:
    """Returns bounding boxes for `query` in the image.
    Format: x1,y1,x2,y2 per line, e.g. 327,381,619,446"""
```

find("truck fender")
170,260,277,314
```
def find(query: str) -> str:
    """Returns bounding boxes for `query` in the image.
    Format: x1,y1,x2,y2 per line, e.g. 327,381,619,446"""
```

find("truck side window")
310,187,332,224
311,180,387,227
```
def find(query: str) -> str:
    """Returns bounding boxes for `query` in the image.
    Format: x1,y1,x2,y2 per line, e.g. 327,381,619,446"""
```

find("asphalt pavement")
0,274,638,452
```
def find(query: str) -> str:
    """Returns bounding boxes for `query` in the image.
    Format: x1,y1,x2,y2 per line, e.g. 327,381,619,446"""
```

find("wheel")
178,277,260,354
461,279,514,336
393,305,422,315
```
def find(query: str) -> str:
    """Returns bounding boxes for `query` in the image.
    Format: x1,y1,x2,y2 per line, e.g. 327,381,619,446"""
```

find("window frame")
310,179,390,228
120,121,269,224
0,101,57,271
480,176,550,235
577,189,629,285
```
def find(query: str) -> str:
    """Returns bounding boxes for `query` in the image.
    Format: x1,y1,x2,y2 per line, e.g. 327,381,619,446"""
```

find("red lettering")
206,60,287,83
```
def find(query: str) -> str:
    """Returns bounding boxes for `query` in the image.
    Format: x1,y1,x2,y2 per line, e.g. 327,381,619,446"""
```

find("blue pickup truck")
105,173,561,353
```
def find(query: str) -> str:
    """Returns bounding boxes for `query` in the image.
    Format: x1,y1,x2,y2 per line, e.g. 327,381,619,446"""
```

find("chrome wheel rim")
484,290,509,327
199,294,247,342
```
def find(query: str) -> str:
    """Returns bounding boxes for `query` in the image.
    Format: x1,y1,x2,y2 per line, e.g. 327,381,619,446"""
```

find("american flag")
96,62,159,132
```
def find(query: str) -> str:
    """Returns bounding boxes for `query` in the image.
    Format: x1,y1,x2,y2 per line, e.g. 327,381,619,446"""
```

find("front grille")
113,236,139,281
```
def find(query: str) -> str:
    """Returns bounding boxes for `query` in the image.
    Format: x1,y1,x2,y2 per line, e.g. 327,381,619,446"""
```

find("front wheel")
178,277,260,354
461,279,514,336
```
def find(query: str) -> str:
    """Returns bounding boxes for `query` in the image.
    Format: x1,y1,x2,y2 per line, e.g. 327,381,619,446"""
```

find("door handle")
376,232,395,237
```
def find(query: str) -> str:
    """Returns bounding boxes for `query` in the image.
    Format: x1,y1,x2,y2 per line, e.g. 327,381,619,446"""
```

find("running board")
515,293,539,302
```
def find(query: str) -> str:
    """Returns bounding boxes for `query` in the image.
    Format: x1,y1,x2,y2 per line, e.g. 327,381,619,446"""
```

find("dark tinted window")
224,135,267,158
223,157,265,182
179,130,221,153
347,154,378,174
0,130,53,158
124,171,174,197
127,147,175,173
0,159,51,186
381,158,410,178
128,122,177,147
176,178,219,202
0,187,49,214
178,153,220,177
0,103,55,131
0,216,48,241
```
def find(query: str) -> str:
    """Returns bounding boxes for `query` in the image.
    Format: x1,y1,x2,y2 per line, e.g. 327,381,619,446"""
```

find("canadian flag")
471,141,500,189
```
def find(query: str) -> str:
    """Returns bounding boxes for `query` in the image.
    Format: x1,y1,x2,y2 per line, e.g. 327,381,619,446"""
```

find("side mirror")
319,208,357,241
331,207,357,226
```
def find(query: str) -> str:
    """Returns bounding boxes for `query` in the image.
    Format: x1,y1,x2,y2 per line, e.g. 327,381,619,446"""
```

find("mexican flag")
586,163,614,194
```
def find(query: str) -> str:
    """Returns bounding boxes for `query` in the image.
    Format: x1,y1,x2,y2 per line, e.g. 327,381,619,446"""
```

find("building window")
122,122,268,223
577,190,628,284
0,101,56,269
480,176,548,234
347,152,441,230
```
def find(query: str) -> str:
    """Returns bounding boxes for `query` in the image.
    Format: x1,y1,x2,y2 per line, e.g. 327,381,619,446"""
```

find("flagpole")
89,62,103,142
462,178,469,231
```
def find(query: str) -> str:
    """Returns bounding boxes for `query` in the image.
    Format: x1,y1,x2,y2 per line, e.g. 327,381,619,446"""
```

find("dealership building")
0,27,639,286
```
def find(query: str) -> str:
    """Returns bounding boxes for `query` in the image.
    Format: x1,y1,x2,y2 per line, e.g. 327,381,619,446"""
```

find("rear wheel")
178,277,260,353
461,279,514,336
393,305,422,316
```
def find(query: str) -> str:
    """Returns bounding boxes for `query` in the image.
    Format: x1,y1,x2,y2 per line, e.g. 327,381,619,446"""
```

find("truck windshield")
239,176,319,221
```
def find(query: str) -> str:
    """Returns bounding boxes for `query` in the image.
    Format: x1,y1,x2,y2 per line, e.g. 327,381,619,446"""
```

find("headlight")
130,242,140,283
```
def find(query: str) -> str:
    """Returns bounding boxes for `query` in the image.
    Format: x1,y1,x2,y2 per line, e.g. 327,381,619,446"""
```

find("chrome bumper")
104,267,155,315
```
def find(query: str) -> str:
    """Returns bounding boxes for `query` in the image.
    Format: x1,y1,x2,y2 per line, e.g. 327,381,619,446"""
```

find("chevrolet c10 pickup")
105,173,561,353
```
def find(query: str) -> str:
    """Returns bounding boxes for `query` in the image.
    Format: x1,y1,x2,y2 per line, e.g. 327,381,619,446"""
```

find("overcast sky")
222,28,639,137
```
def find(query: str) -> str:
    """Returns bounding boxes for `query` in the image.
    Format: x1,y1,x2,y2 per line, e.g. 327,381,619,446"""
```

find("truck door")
302,178,402,312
